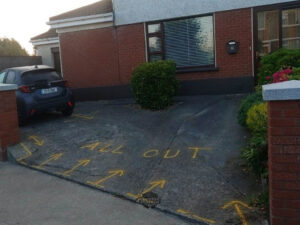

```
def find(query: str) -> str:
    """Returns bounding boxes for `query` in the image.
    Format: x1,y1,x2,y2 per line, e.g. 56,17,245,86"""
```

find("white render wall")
113,0,296,26
35,43,59,68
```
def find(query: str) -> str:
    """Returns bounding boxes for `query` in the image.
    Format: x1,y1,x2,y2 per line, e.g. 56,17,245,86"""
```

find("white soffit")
31,37,59,47
47,13,114,29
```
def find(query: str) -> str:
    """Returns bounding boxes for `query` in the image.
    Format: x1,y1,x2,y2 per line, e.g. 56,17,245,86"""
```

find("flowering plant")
266,68,292,83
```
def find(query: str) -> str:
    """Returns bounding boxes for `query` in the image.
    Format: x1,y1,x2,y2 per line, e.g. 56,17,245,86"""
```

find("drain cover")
137,192,160,208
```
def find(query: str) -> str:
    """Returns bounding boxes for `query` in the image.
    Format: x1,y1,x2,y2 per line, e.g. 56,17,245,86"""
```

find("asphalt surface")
8,95,266,225
0,162,191,225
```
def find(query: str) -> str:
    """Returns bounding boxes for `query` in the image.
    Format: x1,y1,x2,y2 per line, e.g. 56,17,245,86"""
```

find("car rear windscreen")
22,70,61,85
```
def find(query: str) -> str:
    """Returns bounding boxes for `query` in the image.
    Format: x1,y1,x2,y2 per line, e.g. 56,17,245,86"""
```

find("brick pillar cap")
263,80,300,101
0,84,17,91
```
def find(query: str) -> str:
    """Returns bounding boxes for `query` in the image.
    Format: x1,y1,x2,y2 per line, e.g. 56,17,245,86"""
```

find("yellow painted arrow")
177,209,215,224
28,136,44,146
59,159,90,177
73,114,94,120
222,201,252,225
17,142,32,164
33,153,63,169
127,179,166,199
86,170,125,188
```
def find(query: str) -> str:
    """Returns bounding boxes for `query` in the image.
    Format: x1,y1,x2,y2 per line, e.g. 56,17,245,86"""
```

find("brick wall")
60,8,253,91
60,27,120,89
268,100,300,225
60,24,146,89
177,8,253,80
0,90,20,146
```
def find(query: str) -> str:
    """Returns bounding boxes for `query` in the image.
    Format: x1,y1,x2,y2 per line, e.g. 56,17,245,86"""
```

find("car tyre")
61,107,74,116
18,116,28,126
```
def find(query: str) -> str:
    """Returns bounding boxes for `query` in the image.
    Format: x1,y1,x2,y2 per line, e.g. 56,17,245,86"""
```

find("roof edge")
31,37,59,46
47,12,114,29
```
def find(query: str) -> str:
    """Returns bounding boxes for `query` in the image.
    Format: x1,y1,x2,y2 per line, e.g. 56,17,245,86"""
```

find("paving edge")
7,151,206,225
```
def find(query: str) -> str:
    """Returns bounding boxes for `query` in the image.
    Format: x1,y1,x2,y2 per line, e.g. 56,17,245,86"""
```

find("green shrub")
238,91,263,127
257,48,300,85
246,103,267,134
131,60,179,110
289,67,300,80
242,133,268,175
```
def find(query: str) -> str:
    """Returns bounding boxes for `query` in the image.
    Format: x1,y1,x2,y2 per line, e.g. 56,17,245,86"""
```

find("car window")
5,71,16,84
21,70,61,85
0,71,5,83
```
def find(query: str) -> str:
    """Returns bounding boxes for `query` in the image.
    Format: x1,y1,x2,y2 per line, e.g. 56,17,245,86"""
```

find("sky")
0,0,101,55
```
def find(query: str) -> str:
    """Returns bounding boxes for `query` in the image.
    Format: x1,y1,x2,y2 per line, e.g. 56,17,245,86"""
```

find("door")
51,47,61,75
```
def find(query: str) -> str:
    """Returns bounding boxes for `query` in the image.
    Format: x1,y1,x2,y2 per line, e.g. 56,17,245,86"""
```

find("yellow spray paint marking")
99,144,111,153
111,145,124,154
33,153,63,170
143,149,159,158
177,209,215,224
87,170,125,188
163,149,180,159
59,159,90,177
17,142,32,162
72,114,94,120
80,141,101,151
64,111,98,123
222,201,252,225
28,136,44,146
188,147,212,159
127,179,166,199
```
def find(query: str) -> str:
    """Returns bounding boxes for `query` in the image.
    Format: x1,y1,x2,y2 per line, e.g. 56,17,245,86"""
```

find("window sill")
176,66,219,74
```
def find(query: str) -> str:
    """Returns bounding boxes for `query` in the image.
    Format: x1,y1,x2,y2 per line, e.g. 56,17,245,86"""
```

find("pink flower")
271,69,290,83
266,76,271,80
283,68,292,75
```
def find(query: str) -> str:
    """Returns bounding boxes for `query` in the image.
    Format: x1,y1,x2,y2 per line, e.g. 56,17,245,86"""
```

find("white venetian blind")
164,16,215,67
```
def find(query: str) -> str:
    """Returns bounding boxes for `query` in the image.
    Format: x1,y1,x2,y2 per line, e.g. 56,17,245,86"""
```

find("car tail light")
64,80,69,87
19,85,32,93
30,109,35,116
68,101,73,107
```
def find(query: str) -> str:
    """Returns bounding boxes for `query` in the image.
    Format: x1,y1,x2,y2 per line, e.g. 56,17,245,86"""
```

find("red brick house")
33,0,300,100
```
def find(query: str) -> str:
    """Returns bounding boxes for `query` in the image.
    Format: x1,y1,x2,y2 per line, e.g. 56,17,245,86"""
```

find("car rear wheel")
61,107,74,116
61,99,75,116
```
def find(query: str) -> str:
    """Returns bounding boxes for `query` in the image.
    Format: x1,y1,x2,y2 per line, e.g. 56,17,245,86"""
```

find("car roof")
8,65,55,74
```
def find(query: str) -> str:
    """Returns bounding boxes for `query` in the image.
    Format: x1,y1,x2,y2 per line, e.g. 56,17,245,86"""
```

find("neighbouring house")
30,29,61,74
32,0,300,100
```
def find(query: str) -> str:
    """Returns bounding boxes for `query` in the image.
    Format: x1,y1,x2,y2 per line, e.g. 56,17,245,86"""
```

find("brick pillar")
0,84,20,160
263,81,300,225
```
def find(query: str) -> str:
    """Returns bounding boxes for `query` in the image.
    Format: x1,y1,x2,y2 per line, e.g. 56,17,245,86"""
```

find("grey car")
0,65,74,125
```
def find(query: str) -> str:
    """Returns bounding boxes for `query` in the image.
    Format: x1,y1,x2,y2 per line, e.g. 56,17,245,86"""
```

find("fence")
0,56,42,71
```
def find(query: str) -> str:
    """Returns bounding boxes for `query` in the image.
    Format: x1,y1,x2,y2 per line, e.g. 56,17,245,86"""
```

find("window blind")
164,16,215,67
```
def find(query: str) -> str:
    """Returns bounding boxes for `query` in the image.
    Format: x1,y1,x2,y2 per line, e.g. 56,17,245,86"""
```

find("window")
257,10,280,56
257,6,300,56
0,72,5,83
5,71,16,84
282,8,300,49
146,15,215,70
22,70,61,85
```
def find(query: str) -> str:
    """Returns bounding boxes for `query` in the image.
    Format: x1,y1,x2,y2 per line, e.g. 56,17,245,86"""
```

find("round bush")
246,103,267,134
131,60,179,110
257,48,300,85
238,91,263,127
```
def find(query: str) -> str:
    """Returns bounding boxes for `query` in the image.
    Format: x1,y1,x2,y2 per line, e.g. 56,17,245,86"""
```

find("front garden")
238,48,300,213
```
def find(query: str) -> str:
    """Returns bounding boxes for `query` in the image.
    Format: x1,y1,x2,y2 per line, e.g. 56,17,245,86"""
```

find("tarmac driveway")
8,95,265,225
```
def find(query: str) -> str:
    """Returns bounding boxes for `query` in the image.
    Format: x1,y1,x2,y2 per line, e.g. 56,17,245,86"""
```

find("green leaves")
131,60,179,110
258,48,300,85
0,38,28,56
